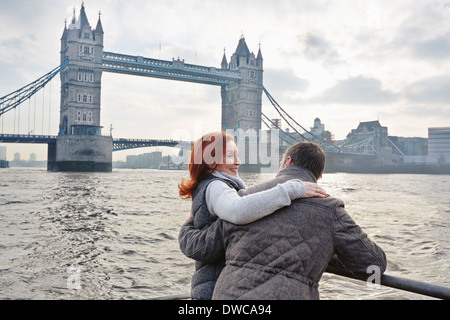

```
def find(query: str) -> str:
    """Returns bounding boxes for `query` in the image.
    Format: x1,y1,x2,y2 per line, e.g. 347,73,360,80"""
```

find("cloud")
299,32,341,67
386,1,450,64
412,34,450,61
404,75,450,104
309,76,398,105
264,68,309,94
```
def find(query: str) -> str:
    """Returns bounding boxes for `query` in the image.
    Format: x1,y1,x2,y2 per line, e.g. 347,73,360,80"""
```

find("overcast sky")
1,0,450,161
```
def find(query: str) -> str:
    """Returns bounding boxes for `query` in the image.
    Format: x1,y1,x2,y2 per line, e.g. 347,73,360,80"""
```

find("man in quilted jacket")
179,142,387,299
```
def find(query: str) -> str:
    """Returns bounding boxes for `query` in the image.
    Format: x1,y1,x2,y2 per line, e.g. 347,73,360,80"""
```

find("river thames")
0,167,449,299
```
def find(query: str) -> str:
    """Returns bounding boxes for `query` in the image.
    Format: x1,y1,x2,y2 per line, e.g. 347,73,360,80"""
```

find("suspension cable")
0,59,68,117
261,112,302,145
263,87,340,152
42,86,44,134
28,97,31,134
48,81,52,135
33,92,36,135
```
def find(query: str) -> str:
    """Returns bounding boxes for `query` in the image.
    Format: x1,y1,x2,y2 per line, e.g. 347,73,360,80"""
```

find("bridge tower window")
77,73,94,82
77,94,93,104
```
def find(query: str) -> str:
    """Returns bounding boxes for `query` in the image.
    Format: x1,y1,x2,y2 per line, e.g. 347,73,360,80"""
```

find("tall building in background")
271,118,282,130
48,4,112,172
0,146,8,168
0,146,6,161
221,37,264,132
59,4,104,136
428,127,450,163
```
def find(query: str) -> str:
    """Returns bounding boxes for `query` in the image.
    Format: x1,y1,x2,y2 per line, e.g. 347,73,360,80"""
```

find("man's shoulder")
299,195,345,212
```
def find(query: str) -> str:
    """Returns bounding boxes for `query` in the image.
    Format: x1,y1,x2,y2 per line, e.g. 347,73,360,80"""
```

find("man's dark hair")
284,142,325,179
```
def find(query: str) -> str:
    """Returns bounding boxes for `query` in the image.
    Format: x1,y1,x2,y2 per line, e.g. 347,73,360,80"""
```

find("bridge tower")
48,4,112,172
221,36,264,170
221,36,263,132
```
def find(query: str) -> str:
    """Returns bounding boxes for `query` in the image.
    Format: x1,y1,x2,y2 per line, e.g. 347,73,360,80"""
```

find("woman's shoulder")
193,175,232,198
207,179,232,191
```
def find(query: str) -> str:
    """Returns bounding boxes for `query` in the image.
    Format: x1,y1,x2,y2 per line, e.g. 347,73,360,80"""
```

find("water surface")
0,168,449,299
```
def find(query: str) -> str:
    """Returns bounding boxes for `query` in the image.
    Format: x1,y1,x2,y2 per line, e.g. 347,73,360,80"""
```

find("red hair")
179,131,235,199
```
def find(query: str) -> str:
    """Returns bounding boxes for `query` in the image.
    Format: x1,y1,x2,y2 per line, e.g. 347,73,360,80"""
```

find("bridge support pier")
47,135,112,172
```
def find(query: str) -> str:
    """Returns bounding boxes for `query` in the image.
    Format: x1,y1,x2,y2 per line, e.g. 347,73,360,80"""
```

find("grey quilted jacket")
179,165,387,300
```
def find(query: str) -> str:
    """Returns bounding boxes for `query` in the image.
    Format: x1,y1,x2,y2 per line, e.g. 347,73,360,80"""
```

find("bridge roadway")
0,134,191,152
0,134,57,144
102,52,242,86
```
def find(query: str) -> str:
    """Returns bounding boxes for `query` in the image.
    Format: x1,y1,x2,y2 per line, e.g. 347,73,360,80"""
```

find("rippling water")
0,167,449,299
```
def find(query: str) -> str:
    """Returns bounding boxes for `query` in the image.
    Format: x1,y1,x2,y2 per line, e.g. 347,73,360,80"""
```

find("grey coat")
179,165,387,300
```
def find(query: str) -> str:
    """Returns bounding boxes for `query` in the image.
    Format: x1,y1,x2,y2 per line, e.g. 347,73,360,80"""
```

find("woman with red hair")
178,131,327,300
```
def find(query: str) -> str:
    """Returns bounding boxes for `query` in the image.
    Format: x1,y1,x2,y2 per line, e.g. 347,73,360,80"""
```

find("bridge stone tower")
48,4,112,172
221,36,264,170
221,36,263,132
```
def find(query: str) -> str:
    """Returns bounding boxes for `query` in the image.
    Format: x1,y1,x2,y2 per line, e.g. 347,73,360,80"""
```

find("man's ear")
285,156,293,166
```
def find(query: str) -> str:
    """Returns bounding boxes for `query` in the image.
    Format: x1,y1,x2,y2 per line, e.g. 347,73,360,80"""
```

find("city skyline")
1,0,450,161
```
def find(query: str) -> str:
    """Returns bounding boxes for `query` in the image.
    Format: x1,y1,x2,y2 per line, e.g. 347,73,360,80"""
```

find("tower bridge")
1,4,264,172
0,4,396,173
55,4,265,171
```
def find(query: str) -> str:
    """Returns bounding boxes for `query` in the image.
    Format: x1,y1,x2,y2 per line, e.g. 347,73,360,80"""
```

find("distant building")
399,127,450,164
0,146,6,161
428,127,450,155
310,117,325,136
346,120,390,151
126,151,163,169
348,120,388,139
271,118,282,130
388,136,427,156
428,127,450,163
0,146,7,168
310,118,333,142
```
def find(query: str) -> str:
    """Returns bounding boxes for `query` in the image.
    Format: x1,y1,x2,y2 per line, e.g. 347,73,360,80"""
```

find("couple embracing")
178,131,386,300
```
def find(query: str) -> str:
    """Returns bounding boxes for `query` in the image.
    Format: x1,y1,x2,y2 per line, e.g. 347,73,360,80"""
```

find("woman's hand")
303,182,329,198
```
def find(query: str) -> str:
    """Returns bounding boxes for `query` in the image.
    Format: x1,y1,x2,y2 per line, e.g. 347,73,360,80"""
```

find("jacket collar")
211,170,247,190
276,164,317,183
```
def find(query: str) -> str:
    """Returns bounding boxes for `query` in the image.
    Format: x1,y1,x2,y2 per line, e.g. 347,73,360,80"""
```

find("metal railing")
152,268,450,300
